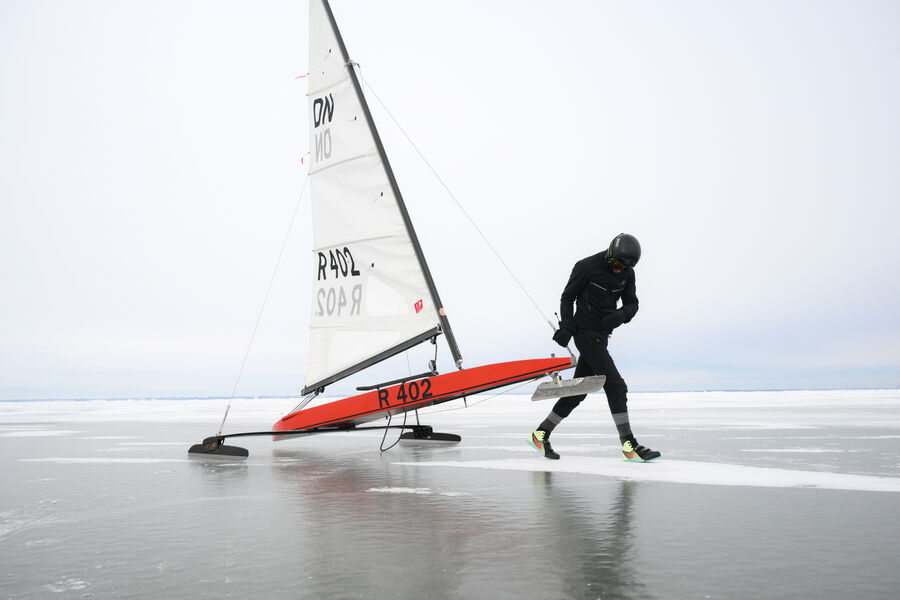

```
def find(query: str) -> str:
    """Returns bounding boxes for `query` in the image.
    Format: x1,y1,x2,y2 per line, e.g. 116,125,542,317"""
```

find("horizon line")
2,386,898,403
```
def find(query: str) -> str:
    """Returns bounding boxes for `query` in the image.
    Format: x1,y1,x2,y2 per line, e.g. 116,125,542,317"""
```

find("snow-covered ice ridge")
395,457,900,493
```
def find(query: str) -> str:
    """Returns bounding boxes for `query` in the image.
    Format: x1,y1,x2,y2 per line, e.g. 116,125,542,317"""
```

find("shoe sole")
528,437,560,460
623,455,661,462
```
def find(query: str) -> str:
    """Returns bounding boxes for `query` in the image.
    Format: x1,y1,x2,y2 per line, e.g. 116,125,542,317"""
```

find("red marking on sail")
296,73,310,79
414,299,424,314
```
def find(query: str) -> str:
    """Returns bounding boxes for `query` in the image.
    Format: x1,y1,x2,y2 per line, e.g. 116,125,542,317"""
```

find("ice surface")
4,390,900,490
2,389,899,599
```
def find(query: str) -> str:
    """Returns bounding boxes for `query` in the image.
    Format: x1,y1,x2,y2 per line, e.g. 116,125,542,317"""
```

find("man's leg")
572,332,633,443
529,347,595,458
533,330,660,460
577,334,661,460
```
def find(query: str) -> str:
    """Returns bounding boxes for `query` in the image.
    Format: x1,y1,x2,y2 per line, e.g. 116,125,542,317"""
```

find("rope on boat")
358,71,557,334
379,410,408,453
415,378,536,418
217,172,310,436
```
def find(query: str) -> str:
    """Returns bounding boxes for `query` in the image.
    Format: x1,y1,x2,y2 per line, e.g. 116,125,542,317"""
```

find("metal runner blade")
531,375,606,401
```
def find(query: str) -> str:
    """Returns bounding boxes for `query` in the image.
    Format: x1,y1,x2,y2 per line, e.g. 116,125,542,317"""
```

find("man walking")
529,233,661,462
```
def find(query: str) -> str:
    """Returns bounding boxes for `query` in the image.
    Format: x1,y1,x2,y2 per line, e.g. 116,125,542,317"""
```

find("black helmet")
608,233,641,268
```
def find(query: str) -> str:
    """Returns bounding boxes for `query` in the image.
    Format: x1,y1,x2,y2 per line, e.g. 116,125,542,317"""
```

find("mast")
318,0,463,369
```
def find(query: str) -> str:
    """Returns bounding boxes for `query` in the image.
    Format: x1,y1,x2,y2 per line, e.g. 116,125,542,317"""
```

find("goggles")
610,258,632,270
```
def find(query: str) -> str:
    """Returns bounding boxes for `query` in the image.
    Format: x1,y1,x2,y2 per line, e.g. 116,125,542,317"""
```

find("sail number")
313,93,334,162
315,247,363,317
378,378,434,408
317,247,360,281
316,285,361,317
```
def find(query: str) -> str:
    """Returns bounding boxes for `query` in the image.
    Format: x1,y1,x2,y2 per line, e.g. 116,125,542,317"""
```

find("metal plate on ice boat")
531,375,606,401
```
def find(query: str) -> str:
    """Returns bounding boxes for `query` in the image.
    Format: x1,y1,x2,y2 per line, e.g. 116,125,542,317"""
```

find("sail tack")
304,0,444,394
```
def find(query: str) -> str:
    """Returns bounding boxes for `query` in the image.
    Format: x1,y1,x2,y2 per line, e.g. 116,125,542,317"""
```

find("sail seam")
312,233,401,249
308,149,378,175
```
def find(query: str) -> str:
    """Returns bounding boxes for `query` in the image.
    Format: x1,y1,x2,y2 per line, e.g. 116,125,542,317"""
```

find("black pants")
552,329,628,418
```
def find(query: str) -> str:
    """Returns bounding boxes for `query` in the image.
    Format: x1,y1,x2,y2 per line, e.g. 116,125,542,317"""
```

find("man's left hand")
552,328,572,348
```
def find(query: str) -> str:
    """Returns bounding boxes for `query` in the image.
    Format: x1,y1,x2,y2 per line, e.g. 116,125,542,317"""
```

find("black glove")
552,328,573,348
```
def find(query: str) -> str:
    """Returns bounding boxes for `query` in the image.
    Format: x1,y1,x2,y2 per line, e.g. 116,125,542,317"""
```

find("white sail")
304,0,445,394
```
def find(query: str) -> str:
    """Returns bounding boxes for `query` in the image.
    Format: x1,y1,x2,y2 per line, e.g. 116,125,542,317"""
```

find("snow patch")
20,457,189,464
395,457,900,493
117,441,185,446
0,510,55,541
741,448,855,454
367,487,432,495
366,487,468,497
46,578,90,593
0,430,81,437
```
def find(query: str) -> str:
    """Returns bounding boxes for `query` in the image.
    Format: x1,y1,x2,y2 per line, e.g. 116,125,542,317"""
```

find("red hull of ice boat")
273,356,574,433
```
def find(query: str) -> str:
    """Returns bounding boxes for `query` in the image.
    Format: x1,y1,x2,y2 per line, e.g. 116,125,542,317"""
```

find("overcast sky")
2,0,898,400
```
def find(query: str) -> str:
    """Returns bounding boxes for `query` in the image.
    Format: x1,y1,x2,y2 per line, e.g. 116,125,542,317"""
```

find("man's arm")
600,271,639,332
620,271,639,322
558,261,587,333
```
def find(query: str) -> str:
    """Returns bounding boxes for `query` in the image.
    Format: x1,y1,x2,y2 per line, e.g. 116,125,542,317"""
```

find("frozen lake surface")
2,389,899,599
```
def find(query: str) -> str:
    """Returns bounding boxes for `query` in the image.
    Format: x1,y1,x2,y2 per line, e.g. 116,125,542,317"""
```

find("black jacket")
558,250,638,335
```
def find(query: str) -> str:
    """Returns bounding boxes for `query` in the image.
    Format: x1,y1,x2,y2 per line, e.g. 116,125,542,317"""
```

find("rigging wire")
413,378,537,418
354,69,567,422
217,172,311,436
358,71,557,334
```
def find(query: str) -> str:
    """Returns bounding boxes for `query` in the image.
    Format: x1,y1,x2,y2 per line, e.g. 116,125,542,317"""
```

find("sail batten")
304,0,461,392
308,150,378,175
